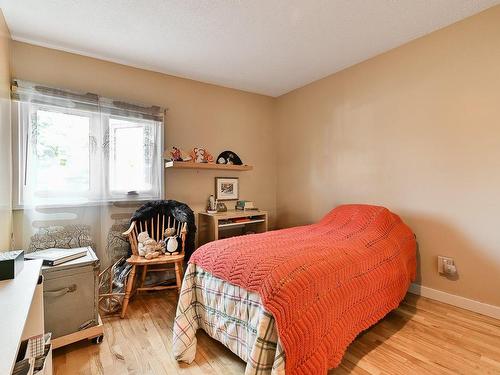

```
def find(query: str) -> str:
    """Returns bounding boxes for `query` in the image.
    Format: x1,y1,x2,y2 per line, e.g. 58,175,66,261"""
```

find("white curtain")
11,80,164,267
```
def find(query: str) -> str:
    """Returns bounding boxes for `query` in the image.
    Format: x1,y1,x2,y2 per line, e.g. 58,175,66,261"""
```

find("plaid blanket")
173,263,286,375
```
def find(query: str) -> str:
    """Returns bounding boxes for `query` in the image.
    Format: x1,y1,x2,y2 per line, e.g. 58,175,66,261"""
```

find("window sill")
13,197,157,211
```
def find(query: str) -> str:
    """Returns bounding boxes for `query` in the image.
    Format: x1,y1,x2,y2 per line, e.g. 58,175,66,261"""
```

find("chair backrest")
124,213,187,256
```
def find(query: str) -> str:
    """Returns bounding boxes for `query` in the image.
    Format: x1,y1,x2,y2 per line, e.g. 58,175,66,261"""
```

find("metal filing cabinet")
41,247,103,346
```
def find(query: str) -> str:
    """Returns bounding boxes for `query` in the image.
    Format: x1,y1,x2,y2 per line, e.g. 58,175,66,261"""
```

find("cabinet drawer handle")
44,284,77,298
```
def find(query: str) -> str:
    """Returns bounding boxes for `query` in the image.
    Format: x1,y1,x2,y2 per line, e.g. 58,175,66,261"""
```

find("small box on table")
0,250,24,280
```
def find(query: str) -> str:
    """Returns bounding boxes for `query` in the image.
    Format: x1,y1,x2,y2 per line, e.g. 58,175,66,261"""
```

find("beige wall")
275,6,500,306
9,6,500,306
0,10,11,250
11,41,277,229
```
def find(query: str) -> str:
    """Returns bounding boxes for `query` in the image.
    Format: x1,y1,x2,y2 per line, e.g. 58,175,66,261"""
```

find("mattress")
173,263,286,374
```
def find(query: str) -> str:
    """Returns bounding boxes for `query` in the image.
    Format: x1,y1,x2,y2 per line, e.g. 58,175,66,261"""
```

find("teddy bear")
137,232,166,259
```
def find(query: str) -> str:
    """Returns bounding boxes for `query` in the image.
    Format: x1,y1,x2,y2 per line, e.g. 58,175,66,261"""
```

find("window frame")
29,103,98,199
12,101,164,209
107,114,160,197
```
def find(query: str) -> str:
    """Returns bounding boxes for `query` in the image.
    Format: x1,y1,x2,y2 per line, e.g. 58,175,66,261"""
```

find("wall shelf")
165,161,253,171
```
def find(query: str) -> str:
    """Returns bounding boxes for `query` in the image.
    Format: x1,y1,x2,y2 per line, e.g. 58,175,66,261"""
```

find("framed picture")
215,177,239,201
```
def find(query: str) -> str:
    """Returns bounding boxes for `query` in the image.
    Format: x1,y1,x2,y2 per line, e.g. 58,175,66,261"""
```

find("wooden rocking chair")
121,214,187,318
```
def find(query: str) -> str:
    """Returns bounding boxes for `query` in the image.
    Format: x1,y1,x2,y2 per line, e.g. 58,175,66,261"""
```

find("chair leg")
140,265,148,288
121,265,136,319
174,262,182,294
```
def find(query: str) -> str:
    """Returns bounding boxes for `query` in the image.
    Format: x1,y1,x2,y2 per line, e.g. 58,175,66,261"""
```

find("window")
13,84,163,208
108,117,157,195
32,108,91,194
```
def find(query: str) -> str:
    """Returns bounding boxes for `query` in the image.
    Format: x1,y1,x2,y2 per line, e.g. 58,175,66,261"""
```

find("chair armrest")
123,222,136,236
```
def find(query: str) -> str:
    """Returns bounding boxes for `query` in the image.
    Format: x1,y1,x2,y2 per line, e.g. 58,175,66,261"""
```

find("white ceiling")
1,0,499,97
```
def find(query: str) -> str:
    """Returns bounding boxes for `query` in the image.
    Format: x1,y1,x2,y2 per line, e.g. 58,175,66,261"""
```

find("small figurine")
166,147,191,162
207,194,217,214
190,147,214,163
216,150,243,165
216,201,227,212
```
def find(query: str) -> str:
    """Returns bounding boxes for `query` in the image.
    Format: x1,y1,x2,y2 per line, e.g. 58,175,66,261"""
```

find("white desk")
0,259,47,375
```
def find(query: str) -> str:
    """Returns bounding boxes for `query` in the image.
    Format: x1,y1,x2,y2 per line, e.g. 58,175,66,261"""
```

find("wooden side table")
197,210,268,247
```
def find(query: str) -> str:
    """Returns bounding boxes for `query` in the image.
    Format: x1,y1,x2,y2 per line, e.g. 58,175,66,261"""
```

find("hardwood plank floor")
53,293,500,374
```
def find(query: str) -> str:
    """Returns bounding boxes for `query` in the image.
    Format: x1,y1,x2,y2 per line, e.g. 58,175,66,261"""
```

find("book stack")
25,248,87,266
235,200,258,211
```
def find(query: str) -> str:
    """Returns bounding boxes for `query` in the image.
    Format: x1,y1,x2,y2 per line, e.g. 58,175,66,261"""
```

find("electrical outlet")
438,256,455,275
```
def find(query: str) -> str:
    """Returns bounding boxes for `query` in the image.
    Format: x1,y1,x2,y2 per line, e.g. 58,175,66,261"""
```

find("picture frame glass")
215,177,239,200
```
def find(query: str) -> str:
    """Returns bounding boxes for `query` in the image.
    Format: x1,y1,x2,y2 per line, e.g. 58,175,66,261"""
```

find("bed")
173,204,416,374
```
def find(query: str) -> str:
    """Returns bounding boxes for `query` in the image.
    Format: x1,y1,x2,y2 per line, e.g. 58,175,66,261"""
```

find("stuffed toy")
131,200,196,261
164,227,176,237
137,231,166,259
166,236,179,254
190,147,214,163
166,147,191,162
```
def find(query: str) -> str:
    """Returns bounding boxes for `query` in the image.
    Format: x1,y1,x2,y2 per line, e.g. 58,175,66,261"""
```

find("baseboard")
408,283,500,319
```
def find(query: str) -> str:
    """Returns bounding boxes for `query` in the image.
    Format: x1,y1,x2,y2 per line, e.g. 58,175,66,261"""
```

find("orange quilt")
190,204,416,374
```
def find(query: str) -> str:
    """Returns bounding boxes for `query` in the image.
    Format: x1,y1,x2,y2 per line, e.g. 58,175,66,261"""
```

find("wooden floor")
53,292,500,375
